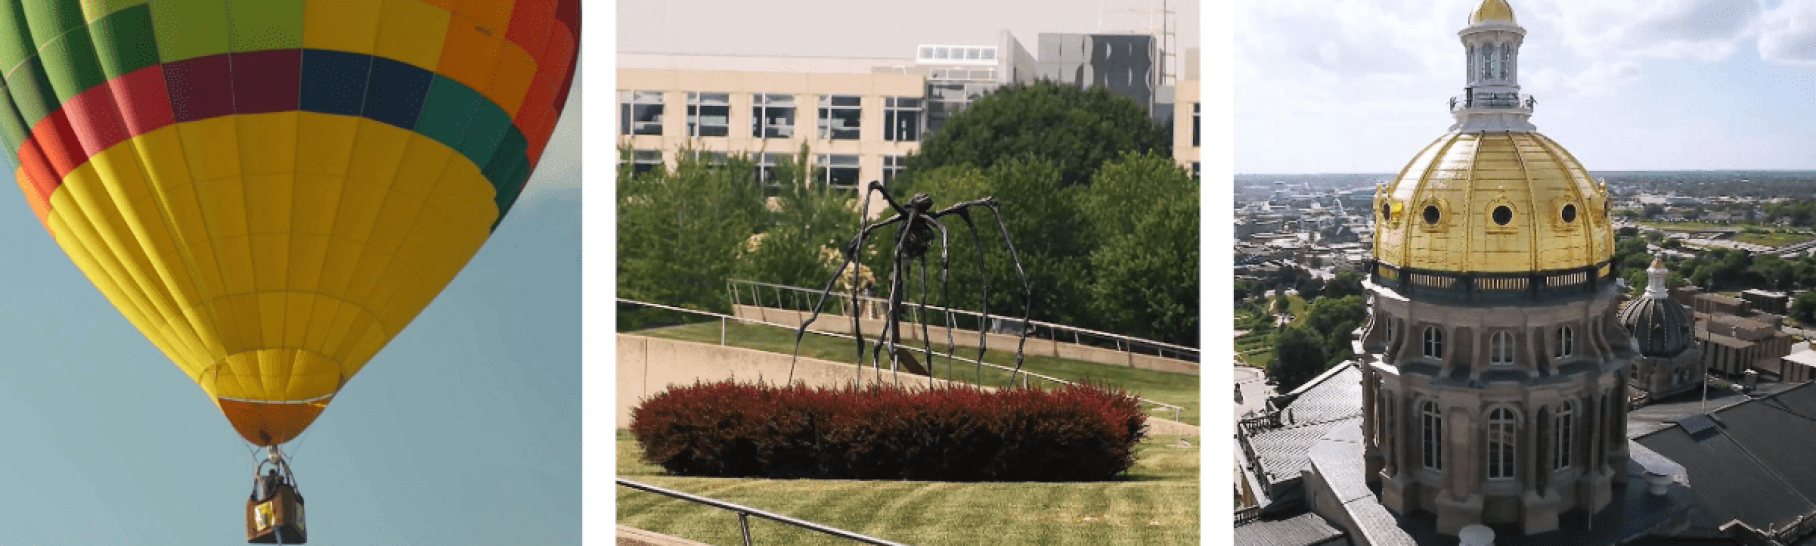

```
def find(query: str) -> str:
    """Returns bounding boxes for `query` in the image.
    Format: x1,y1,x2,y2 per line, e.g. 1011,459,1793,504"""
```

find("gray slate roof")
1233,510,1345,546
1635,382,1816,533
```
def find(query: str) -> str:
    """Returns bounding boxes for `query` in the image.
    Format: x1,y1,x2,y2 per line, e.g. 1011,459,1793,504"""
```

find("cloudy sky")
1237,0,1816,174
619,0,1199,70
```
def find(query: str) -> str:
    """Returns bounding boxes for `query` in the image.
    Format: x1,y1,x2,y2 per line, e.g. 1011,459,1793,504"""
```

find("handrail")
617,478,909,546
618,298,1186,419
726,278,1200,360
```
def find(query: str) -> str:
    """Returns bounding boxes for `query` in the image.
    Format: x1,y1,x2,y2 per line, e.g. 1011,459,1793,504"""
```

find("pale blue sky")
1237,0,1816,173
0,78,582,544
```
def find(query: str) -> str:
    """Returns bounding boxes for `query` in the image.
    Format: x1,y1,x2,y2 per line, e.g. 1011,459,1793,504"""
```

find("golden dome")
1372,131,1612,275
1469,0,1517,25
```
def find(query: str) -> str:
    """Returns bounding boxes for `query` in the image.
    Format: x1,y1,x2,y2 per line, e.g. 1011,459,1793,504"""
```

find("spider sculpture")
790,180,1033,387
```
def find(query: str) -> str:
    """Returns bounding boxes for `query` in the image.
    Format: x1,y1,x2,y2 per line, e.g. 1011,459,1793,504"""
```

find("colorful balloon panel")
0,0,580,446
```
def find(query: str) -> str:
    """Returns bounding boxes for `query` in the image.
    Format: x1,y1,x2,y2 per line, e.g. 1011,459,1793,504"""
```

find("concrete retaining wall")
731,304,1199,375
617,334,1198,436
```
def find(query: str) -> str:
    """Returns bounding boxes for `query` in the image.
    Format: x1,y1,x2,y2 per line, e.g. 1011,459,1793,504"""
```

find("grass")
635,321,1201,425
1238,349,1274,369
617,430,1199,546
1733,231,1816,247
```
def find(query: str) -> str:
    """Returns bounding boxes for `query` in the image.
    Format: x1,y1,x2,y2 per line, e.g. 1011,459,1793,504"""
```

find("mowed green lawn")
634,321,1200,425
616,430,1199,546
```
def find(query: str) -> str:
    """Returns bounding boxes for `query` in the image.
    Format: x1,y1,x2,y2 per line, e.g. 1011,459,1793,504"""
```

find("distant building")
1740,289,1789,315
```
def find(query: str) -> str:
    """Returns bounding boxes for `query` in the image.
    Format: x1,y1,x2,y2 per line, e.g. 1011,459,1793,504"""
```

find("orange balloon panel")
0,0,581,445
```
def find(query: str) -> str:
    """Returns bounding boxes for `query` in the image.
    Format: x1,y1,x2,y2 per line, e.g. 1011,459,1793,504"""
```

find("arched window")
1424,327,1445,360
1490,331,1515,365
1481,44,1494,81
1488,407,1516,479
1557,326,1575,358
1554,401,1573,470
1422,401,1443,470
1500,43,1512,80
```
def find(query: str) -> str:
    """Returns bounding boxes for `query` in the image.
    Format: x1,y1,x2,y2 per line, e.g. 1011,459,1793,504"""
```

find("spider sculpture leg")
922,216,953,386
944,208,992,384
789,209,903,383
931,198,1034,387
875,207,922,385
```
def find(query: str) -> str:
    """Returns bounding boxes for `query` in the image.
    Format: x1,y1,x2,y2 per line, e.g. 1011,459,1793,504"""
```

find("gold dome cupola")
1469,0,1517,25
1370,0,1614,301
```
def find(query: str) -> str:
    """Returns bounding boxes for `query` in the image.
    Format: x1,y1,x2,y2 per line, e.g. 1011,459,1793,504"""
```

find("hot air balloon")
0,0,580,542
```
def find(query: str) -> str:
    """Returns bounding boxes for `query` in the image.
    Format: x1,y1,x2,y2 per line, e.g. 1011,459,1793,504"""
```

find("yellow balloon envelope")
0,0,580,445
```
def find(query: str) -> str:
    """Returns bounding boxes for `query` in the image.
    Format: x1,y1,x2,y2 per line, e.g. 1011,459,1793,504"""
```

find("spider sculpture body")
791,181,1033,387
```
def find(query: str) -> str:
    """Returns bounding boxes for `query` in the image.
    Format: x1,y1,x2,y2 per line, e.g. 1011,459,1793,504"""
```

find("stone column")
1525,404,1539,497
1363,370,1377,449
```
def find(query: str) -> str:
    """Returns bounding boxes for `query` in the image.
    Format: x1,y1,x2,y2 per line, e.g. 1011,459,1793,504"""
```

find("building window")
1423,326,1444,360
628,149,662,175
817,154,860,188
755,153,790,186
620,90,664,136
927,83,990,133
1488,407,1515,480
1554,401,1573,470
818,95,862,140
884,97,922,142
1481,44,1494,82
1192,102,1200,147
686,92,730,138
1489,331,1514,365
1557,326,1574,358
1421,401,1442,470
752,93,797,139
1500,43,1512,81
689,150,728,166
1192,162,1200,181
883,155,906,186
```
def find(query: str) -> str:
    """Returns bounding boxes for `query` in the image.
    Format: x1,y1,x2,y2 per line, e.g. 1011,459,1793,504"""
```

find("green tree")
1794,292,1816,324
1080,152,1199,345
1324,270,1365,299
905,81,1170,189
733,178,860,289
617,151,767,315
1271,326,1327,393
885,159,1094,327
1302,295,1367,365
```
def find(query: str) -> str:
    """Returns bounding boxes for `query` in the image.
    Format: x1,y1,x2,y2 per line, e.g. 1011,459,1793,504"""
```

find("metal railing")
725,278,1200,366
1448,92,1535,112
618,478,909,546
618,298,1186,422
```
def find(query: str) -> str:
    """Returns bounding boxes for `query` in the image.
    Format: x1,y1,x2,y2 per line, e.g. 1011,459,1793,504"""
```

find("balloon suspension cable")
254,444,300,496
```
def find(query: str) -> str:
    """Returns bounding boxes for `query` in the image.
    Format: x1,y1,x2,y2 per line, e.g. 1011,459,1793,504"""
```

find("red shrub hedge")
629,380,1148,482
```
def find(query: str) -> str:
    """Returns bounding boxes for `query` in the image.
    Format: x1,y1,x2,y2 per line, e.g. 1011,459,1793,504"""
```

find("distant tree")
1296,276,1325,300
1080,152,1199,346
905,81,1170,189
1302,295,1367,365
897,158,1095,328
618,151,767,314
1271,326,1328,393
733,175,860,289
1235,280,1265,302
1643,204,1665,219
1324,270,1365,299
1793,292,1816,324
